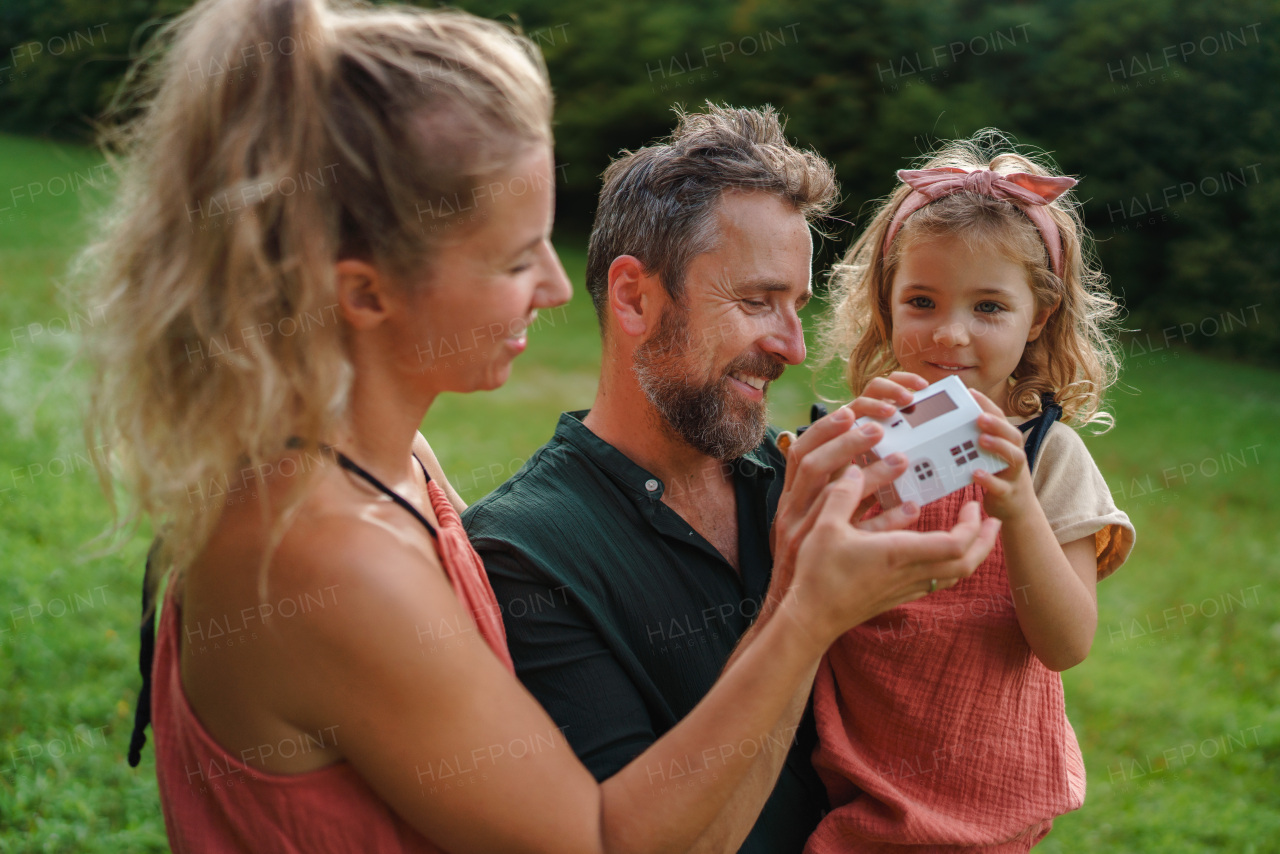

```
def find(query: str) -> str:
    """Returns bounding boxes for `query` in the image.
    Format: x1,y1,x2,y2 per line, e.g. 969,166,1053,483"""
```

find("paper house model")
855,374,1008,508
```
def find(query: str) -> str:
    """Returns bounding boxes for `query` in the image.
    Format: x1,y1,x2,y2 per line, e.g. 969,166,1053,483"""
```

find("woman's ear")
335,259,390,330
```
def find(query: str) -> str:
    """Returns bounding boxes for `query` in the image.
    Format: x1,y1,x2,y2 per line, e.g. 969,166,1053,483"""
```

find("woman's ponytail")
83,0,551,581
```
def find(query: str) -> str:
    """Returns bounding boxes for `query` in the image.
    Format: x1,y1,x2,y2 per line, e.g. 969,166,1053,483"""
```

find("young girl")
808,132,1136,852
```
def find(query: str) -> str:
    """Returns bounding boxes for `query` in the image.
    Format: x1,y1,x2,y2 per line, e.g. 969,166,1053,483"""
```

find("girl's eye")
906,296,934,309
975,301,1004,314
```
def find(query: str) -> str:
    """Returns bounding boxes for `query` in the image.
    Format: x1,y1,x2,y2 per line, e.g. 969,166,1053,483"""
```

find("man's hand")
768,372,929,605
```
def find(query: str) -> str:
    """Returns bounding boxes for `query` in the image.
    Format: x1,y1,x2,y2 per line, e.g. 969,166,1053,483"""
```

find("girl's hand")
849,372,929,420
968,389,1035,522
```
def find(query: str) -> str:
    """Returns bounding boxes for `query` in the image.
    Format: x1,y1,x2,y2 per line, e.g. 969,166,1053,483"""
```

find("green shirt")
463,411,826,854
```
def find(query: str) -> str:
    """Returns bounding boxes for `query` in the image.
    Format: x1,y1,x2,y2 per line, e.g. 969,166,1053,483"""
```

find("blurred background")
1,0,1277,851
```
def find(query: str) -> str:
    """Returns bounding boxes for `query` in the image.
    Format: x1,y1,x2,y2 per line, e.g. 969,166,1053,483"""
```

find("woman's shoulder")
180,461,475,768
184,458,454,693
413,431,467,514
269,464,450,608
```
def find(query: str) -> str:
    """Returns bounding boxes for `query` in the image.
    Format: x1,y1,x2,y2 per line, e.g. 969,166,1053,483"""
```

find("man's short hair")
585,103,838,328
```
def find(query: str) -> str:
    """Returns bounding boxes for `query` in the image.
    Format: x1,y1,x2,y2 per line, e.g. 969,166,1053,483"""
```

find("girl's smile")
889,234,1054,413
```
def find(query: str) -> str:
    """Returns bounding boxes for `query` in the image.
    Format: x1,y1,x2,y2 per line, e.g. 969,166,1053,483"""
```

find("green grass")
2,134,1278,852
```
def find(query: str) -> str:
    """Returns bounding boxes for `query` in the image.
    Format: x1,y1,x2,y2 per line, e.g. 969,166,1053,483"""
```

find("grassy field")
1,133,1277,852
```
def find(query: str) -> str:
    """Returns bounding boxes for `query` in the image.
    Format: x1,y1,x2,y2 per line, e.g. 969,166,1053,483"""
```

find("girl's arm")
969,390,1098,671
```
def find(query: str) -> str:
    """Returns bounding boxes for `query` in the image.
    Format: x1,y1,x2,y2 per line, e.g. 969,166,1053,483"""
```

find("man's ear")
335,259,390,331
1027,297,1060,343
607,255,661,338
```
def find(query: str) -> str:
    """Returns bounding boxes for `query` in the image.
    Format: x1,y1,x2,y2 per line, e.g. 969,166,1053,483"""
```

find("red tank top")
152,475,514,852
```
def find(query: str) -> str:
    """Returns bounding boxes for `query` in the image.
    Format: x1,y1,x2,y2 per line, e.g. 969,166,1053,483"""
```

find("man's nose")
933,320,970,348
765,310,807,366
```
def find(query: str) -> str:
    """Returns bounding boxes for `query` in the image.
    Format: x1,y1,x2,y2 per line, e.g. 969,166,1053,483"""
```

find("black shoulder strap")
1018,392,1063,474
127,539,162,767
336,453,438,540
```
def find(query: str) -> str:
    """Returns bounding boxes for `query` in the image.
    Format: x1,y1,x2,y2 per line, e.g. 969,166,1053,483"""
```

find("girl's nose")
933,321,970,348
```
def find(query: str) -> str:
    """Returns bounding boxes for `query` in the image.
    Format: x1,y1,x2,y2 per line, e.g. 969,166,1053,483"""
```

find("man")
463,105,990,852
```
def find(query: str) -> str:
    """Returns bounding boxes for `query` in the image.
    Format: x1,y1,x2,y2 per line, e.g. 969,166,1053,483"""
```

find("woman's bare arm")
245,463,995,854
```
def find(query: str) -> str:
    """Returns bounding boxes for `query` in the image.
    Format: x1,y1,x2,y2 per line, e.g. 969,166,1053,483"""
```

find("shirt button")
645,479,660,492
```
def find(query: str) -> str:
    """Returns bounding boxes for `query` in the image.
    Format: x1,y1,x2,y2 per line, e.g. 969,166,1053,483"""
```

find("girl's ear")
1027,297,1060,343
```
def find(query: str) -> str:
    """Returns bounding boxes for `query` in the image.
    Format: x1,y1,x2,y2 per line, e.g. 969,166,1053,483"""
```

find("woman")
84,0,999,851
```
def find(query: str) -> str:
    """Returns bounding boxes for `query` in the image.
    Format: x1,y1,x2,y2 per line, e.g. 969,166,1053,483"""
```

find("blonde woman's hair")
817,129,1120,429
81,0,552,588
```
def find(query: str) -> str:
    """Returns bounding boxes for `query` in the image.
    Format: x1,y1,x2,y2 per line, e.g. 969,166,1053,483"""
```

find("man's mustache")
722,353,786,384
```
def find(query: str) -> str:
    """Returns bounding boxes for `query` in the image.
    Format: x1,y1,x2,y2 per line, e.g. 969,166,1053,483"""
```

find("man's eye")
509,263,532,274
743,299,767,309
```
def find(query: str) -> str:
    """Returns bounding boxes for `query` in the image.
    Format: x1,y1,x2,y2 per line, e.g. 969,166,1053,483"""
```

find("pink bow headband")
882,167,1078,276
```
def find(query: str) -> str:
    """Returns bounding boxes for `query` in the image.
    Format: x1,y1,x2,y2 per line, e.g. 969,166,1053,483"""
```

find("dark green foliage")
4,0,1275,360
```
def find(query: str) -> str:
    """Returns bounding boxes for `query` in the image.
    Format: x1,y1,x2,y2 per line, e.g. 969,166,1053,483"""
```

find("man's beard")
632,305,784,461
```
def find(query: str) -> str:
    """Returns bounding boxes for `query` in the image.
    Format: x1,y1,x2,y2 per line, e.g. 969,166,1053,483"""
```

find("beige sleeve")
1026,421,1136,580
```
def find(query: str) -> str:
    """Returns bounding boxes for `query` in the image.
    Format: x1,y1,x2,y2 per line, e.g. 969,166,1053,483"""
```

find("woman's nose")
535,242,573,309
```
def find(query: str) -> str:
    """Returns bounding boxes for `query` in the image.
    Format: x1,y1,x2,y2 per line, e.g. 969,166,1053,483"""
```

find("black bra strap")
1017,392,1063,474
336,452,438,540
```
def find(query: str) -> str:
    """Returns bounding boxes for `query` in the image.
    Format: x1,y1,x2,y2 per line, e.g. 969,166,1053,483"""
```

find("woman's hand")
968,389,1036,522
